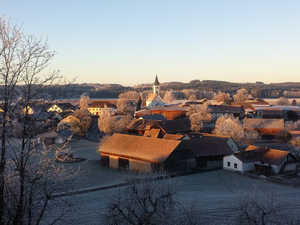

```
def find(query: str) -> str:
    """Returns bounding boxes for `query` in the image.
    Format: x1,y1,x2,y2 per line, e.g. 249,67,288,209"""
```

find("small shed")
36,131,65,144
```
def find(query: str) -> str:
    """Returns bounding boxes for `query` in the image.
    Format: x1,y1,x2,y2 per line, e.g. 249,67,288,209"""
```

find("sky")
1,1,300,86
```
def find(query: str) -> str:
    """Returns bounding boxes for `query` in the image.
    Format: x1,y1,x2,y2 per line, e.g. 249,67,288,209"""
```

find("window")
234,163,237,169
227,162,230,167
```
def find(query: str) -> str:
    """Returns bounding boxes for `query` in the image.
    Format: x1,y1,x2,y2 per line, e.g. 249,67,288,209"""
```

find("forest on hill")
24,80,300,99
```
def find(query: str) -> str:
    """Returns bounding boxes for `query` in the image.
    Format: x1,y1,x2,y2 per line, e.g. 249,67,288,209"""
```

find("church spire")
153,74,160,94
154,74,159,86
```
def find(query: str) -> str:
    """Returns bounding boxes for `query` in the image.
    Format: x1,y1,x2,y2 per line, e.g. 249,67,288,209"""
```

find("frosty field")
41,140,300,224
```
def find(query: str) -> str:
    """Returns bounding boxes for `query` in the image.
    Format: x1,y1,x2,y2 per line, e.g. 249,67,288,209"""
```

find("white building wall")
223,155,242,172
223,155,257,173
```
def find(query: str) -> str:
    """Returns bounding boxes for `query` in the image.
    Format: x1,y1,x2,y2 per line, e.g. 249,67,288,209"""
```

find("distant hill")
20,80,300,99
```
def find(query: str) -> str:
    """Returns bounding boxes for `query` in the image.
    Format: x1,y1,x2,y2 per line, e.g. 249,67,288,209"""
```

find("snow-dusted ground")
41,140,300,224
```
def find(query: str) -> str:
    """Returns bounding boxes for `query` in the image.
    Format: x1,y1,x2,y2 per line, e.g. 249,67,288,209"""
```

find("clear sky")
1,1,299,86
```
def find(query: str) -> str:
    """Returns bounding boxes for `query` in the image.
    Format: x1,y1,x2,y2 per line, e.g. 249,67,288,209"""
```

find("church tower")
153,75,160,94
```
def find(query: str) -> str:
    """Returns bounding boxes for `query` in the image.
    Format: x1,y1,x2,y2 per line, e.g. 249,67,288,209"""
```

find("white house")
223,146,297,175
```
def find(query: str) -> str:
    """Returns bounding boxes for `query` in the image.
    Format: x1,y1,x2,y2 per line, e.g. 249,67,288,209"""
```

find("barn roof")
234,145,290,165
262,149,289,166
163,134,185,140
156,118,191,134
182,137,233,157
262,109,283,116
243,118,284,129
151,106,188,112
127,119,156,132
207,105,243,114
100,134,182,163
143,129,161,138
88,101,115,108
139,114,167,121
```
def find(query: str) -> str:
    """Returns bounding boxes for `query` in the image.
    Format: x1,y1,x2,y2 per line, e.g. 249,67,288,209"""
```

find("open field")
39,139,300,224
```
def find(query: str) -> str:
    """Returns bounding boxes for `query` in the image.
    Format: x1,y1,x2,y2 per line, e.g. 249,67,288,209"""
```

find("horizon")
2,1,300,85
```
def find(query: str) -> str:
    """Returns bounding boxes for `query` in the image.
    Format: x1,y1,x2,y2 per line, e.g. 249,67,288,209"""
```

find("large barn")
99,134,195,172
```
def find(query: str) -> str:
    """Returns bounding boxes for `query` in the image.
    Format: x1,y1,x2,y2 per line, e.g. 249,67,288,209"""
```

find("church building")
146,75,165,108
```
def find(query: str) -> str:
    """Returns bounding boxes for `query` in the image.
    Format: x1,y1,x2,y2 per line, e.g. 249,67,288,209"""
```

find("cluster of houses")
99,76,299,176
5,75,299,176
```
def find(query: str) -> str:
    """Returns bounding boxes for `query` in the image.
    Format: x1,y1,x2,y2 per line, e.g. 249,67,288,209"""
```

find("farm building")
99,134,195,172
223,146,297,175
182,137,233,168
243,118,284,138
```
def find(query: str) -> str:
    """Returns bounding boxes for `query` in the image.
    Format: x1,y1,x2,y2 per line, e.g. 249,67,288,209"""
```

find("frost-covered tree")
213,115,244,140
163,91,174,103
277,97,289,105
0,15,77,224
188,105,212,133
117,98,135,115
79,93,89,109
70,109,92,133
188,94,197,101
233,88,249,102
213,91,231,104
98,105,117,135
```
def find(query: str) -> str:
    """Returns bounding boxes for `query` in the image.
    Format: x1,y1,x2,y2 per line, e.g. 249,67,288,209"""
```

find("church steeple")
153,75,160,94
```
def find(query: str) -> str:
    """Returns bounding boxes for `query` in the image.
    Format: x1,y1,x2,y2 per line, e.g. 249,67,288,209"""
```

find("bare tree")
188,105,212,133
234,192,298,225
213,115,244,140
233,88,249,102
277,97,289,106
0,15,78,224
103,172,177,225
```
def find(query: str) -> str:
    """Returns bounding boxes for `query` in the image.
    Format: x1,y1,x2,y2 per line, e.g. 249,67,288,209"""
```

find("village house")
99,134,195,172
261,109,283,119
223,145,297,175
253,105,300,119
243,118,285,138
135,106,188,120
127,118,191,136
47,102,76,114
87,101,116,116
36,130,72,144
207,105,245,121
